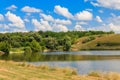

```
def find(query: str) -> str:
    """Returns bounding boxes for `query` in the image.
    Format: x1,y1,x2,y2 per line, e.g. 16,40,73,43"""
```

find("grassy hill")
0,60,120,80
72,34,120,51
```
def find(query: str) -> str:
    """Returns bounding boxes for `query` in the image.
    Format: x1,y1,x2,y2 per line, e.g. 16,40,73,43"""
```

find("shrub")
29,40,42,52
0,41,11,54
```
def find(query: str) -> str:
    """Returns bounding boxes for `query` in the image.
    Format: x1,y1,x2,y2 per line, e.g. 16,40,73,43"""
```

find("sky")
0,0,120,33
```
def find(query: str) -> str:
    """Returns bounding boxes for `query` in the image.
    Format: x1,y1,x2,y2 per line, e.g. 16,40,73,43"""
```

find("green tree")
0,41,11,54
62,36,71,51
30,40,42,52
44,37,58,51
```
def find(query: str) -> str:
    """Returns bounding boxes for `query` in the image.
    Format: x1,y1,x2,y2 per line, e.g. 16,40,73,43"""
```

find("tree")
30,40,42,52
62,36,71,51
63,41,71,51
44,37,58,51
24,47,32,54
0,41,11,54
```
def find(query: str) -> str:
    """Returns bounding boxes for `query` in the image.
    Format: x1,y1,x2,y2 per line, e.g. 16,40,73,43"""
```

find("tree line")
0,30,114,54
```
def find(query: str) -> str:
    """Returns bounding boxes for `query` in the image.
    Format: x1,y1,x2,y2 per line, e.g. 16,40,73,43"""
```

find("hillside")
0,60,120,80
72,34,120,51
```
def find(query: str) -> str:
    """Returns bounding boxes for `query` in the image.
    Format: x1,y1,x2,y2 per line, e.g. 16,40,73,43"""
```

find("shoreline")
0,60,120,80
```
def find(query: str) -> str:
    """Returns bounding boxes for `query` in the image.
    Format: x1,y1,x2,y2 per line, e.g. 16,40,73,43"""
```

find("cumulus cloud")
89,15,120,33
74,11,93,20
54,5,73,19
91,0,120,10
76,22,88,25
40,13,71,25
96,16,102,22
74,25,84,31
5,11,26,30
32,19,52,31
52,24,68,32
32,18,69,32
108,15,120,25
21,6,42,13
0,14,4,21
109,23,120,33
55,19,71,25
40,13,54,22
6,5,17,11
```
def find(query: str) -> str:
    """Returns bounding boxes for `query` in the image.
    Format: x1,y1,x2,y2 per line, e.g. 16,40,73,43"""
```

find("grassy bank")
72,34,120,51
0,60,120,80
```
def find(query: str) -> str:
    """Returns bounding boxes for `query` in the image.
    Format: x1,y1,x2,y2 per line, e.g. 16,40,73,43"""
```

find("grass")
72,34,120,51
0,60,120,80
10,48,24,54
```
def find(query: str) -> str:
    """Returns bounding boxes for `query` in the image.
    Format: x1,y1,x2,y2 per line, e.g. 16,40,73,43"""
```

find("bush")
30,40,42,52
24,47,32,54
0,41,11,54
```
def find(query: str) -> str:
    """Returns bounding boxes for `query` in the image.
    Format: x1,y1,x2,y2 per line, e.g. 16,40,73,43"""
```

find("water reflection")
29,60,120,74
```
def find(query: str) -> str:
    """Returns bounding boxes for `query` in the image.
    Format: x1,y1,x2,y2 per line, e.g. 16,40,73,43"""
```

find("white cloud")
108,15,120,26
98,10,103,13
24,18,30,22
0,24,9,29
54,5,73,19
76,22,88,25
32,18,69,32
40,13,54,22
74,11,93,20
109,23,120,33
55,19,71,25
5,11,25,29
52,24,68,32
0,14,4,21
32,19,52,31
91,2,99,6
96,16,102,22
21,6,42,13
6,5,17,11
74,25,84,31
40,13,71,25
91,0,120,10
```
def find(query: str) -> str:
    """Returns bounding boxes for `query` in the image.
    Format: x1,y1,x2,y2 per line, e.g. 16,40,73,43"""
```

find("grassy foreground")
0,60,120,80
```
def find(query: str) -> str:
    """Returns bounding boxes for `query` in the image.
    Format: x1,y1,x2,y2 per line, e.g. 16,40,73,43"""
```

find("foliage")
29,40,42,52
0,41,11,54
0,31,114,52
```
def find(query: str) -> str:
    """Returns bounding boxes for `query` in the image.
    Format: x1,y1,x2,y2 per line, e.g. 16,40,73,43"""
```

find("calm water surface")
29,51,120,74
43,51,120,55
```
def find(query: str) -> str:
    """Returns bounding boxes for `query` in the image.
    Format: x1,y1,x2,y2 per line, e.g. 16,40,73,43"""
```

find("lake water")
43,51,120,55
29,51,120,74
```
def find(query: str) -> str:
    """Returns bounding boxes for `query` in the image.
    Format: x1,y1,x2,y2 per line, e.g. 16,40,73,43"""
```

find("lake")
29,51,120,74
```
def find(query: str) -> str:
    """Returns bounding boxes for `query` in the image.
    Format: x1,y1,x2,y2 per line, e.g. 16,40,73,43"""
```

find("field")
72,34,120,51
0,60,120,80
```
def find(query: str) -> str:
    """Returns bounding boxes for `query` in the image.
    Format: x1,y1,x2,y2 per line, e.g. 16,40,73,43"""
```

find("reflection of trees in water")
0,53,120,62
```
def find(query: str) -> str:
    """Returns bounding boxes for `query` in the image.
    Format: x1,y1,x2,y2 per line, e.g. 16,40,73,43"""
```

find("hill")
72,34,120,51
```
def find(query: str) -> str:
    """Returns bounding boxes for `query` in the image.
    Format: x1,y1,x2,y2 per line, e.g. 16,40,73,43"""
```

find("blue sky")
0,0,120,33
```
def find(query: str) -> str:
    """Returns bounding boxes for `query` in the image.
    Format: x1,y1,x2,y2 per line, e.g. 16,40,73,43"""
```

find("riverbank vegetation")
0,60,120,80
0,31,113,54
1,30,120,62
